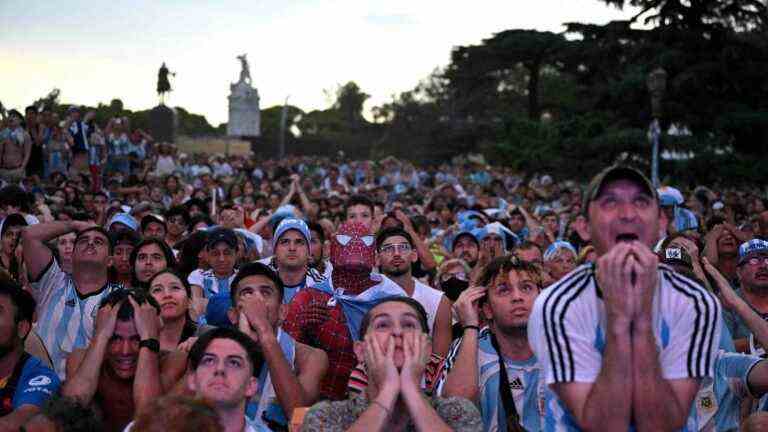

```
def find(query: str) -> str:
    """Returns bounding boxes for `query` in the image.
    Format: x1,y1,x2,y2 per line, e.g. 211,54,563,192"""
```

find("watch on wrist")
139,338,160,353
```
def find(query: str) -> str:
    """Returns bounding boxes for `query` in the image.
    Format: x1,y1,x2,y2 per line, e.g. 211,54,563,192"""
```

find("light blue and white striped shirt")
30,259,122,379
686,350,762,431
436,326,545,432
529,263,722,432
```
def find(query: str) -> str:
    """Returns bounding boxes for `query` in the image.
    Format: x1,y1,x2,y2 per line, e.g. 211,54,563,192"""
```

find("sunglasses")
440,272,468,282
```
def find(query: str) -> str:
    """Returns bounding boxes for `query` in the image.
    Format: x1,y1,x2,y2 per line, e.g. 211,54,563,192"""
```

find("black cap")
660,247,693,270
583,165,657,213
206,228,238,250
140,214,166,232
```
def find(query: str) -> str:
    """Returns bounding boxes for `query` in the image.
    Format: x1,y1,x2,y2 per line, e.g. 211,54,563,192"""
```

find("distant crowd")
2,104,768,431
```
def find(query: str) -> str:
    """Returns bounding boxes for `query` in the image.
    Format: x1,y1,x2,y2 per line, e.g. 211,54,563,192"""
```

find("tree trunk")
527,62,541,121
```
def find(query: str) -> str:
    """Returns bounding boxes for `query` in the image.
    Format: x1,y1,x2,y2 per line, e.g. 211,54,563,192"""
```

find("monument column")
150,62,177,143
227,54,261,152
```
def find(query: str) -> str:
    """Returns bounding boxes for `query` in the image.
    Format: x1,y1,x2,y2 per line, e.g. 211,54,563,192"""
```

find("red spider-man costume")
329,221,377,294
284,221,396,400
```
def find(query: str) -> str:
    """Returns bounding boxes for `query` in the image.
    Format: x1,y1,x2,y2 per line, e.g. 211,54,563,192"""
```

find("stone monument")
150,105,177,143
150,62,177,143
227,54,261,138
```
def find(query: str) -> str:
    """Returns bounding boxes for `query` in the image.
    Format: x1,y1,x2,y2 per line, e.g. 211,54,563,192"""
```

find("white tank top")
411,279,444,334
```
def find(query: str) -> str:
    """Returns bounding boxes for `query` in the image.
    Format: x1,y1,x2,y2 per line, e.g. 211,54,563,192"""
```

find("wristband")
462,325,480,333
139,338,160,353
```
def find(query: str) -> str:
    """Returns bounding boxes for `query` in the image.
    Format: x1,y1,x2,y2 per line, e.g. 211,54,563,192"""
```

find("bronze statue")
157,62,175,105
236,54,251,85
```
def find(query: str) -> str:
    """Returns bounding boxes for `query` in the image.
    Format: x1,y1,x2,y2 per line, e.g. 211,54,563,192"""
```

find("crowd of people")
2,104,768,431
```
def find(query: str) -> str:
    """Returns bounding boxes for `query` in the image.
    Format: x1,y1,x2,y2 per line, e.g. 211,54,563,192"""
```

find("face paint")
330,221,375,272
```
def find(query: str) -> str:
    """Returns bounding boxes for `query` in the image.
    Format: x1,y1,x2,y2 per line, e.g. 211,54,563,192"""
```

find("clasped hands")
596,241,659,328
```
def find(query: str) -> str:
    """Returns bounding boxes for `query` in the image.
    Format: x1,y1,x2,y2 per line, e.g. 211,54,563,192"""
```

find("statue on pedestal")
228,54,260,138
157,62,175,105
236,54,252,85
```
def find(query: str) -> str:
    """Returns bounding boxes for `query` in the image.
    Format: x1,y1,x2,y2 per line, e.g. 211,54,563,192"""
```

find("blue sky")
1,0,636,126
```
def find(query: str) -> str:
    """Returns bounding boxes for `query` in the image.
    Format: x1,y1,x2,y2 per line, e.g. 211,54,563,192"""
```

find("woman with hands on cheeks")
301,296,482,432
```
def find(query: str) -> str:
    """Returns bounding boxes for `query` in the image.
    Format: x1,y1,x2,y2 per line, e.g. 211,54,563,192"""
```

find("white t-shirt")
410,279,444,334
528,263,722,430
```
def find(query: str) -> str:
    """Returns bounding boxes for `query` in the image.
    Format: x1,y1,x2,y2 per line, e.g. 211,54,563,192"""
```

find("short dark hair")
109,229,141,248
185,198,209,215
307,221,325,244
346,194,374,215
376,227,413,250
358,296,429,340
477,255,544,293
99,288,160,321
0,186,33,213
33,395,103,432
189,214,214,229
230,262,284,304
188,327,264,377
165,206,191,227
0,276,35,324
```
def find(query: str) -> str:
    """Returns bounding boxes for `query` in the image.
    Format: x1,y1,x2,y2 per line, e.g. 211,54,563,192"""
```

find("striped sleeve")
529,268,600,384
29,258,63,307
433,335,464,396
662,271,722,379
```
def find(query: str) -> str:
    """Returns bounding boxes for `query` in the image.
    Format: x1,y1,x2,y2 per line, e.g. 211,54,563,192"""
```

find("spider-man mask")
330,221,375,271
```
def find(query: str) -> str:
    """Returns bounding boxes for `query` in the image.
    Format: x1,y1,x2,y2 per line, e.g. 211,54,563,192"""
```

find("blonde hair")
436,258,471,279
577,245,595,265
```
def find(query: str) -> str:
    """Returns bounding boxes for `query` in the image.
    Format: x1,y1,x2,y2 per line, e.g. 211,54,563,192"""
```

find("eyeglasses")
440,272,468,282
379,243,412,255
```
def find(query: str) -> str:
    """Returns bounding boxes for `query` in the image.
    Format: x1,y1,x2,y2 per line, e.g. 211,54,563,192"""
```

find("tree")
446,30,570,120
333,81,369,127
33,88,61,111
601,0,767,32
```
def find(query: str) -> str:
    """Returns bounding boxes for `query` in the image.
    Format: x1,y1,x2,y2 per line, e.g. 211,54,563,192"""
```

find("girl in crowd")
147,269,198,352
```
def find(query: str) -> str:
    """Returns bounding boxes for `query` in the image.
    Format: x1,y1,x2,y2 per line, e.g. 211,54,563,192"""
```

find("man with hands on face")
62,290,164,432
301,296,482,432
226,262,328,429
528,165,721,431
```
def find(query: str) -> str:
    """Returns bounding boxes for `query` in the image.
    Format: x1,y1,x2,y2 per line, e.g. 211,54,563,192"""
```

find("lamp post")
647,67,667,187
279,96,289,159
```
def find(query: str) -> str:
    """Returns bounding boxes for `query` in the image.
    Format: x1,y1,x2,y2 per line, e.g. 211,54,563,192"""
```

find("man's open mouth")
616,233,639,243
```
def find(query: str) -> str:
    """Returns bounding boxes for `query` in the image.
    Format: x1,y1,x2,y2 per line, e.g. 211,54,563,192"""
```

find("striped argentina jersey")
685,350,762,431
528,263,721,432
30,259,122,379
435,326,545,432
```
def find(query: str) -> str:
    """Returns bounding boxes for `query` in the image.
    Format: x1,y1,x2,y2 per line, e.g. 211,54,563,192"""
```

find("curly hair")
131,396,221,432
28,395,103,432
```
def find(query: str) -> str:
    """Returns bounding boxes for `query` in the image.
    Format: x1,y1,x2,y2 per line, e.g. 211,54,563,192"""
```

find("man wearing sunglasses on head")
722,239,768,354
284,221,405,401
